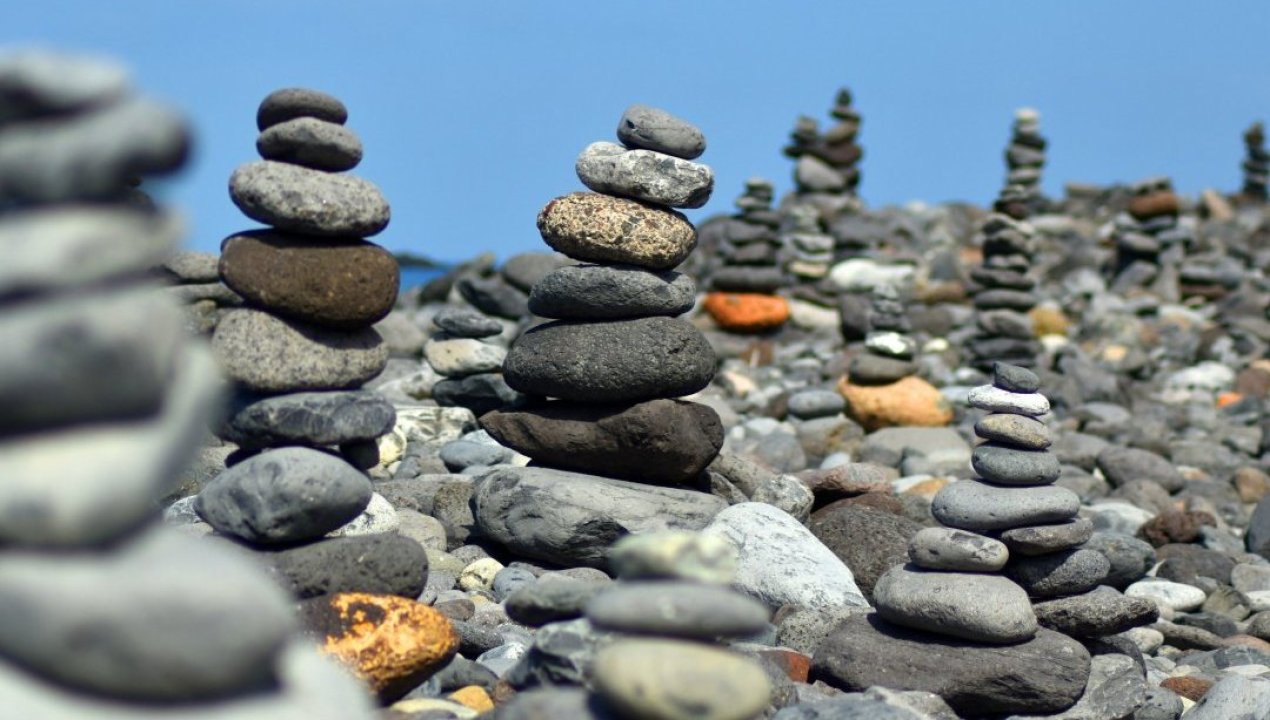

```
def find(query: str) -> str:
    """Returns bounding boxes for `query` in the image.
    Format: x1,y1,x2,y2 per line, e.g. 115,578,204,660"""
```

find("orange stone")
1216,392,1243,408
704,292,790,333
900,477,950,499
751,647,812,683
299,592,459,703
837,375,954,431
1160,675,1213,702
1128,191,1180,221
449,685,495,712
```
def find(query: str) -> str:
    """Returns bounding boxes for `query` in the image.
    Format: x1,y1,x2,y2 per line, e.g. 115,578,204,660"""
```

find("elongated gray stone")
907,527,1009,572
932,479,1080,532
616,104,706,159
971,443,1060,485
528,263,696,320
256,117,362,171
576,141,713,209
219,390,397,450
212,309,388,393
0,50,129,123
471,466,727,568
873,564,1037,643
585,581,769,639
229,160,389,237
974,413,1050,450
256,87,347,130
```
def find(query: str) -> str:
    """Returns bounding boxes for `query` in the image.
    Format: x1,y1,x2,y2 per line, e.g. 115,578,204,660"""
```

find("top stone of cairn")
617,104,706,160
256,87,348,131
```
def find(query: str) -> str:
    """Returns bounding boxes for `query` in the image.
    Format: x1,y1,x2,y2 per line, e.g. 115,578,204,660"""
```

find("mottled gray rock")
260,534,427,599
576,141,713,209
966,385,1050,416
0,347,218,546
528,263,696,320
503,617,614,688
537,192,696,270
1000,518,1094,556
813,613,1090,717
907,527,1009,571
0,97,187,203
873,564,1037,643
1084,532,1156,589
993,362,1040,393
1032,586,1158,638
1134,686,1183,720
809,503,921,597
212,309,388,393
457,274,530,319
616,104,706,160
972,443,1061,485
1182,675,1270,720
256,87,347,130
504,317,715,402
219,390,396,450
975,413,1051,450
1096,446,1186,493
471,466,727,568
1008,653,1144,720
505,574,602,627
932,479,1080,532
0,528,296,701
702,502,869,613
586,581,769,639
229,160,389,237
256,117,361,172
0,287,182,436
195,447,372,545
592,639,770,720
1006,548,1110,598
424,335,507,377
433,306,504,339
0,207,180,299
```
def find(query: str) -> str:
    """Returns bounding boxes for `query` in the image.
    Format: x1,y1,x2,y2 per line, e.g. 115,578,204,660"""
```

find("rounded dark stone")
261,534,428,599
528,264,696,320
1032,586,1158,638
456,274,529,320
432,373,523,416
847,353,916,385
256,87,347,131
219,231,398,328
710,265,789,293
998,517,1094,556
218,390,397,450
432,306,503,339
1005,548,1111,599
971,443,1061,486
480,398,723,484
809,502,922,598
503,317,715,403
256,117,362,171
992,362,1040,393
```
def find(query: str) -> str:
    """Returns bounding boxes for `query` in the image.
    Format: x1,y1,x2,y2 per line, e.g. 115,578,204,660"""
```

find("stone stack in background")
782,87,865,217
0,51,375,718
1241,121,1268,203
153,249,243,334
1108,176,1189,300
703,178,791,334
781,202,836,283
967,212,1043,370
994,107,1048,219
428,305,522,415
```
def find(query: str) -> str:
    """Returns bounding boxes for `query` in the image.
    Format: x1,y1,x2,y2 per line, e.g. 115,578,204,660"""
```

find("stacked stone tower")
968,213,1043,369
1110,176,1189,297
703,178,792,334
481,104,724,486
1241,121,1268,202
994,108,1048,219
783,87,864,214
0,52,374,717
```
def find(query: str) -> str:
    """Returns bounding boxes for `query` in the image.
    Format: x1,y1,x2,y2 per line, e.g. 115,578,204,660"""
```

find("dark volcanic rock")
480,399,723,484
809,503,921,598
528,263,696,320
219,390,397,450
261,534,428,599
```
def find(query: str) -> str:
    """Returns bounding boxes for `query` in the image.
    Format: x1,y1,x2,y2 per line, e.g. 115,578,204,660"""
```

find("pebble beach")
5,47,1270,720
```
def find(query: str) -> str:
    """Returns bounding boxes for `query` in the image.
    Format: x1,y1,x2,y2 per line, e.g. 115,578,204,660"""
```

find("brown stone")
901,476,950,499
219,231,398,329
537,192,696,270
1160,675,1213,702
1137,510,1216,547
1028,305,1071,337
1235,360,1270,397
837,375,954,431
796,463,896,500
751,647,811,683
1127,191,1180,220
300,592,459,702
1235,467,1270,503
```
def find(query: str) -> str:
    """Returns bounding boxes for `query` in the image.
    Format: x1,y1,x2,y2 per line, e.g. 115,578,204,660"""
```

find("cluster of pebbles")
0,52,376,718
702,178,792,334
995,108,1048,219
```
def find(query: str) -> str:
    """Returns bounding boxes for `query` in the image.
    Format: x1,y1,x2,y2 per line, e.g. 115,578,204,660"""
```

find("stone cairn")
480,103,724,487
994,107,1048,219
1109,176,1189,298
428,305,518,415
781,202,836,282
153,249,244,334
967,212,1043,370
0,52,375,717
1241,121,1268,202
703,177,792,334
783,87,864,212
201,89,459,702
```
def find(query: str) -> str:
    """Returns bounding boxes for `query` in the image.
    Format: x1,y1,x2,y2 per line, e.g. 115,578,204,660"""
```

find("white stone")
828,258,915,293
966,385,1050,416
458,557,505,592
1122,627,1164,654
1125,579,1206,612
327,493,398,538
1245,590,1270,613
1082,501,1154,536
423,337,506,377
788,299,839,331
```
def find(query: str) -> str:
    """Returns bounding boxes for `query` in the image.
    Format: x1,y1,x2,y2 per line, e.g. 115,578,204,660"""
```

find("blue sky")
10,2,1270,262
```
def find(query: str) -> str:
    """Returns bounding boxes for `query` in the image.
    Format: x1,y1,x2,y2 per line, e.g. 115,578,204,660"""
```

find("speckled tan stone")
536,191,696,269
837,375,953,431
301,592,459,702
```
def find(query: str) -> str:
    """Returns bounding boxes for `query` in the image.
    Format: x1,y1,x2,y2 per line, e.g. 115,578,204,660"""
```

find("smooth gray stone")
256,87,347,130
616,104,706,160
0,527,296,701
1134,686,1184,720
1032,586,1158,638
0,640,378,719
488,687,612,720
1084,532,1156,589
433,306,503,339
710,265,789,292
0,206,179,299
432,372,522,416
0,96,187,203
528,263,696,320
501,251,570,293
703,502,869,613
0,287,182,436
873,564,1037,643
212,309,388,394
787,389,846,419
592,639,770,720
999,518,1094,555
503,317,715,403
932,479,1080,532
456,273,529,319
0,346,218,546
505,573,602,627
439,438,513,472
576,141,713,209
975,413,1051,450
195,447,372,546
1251,495,1270,558
260,534,428,599
585,581,769,639
471,466,727,568
1005,548,1111,599
219,390,396,450
813,613,1090,717
907,527,1009,571
796,154,846,191
1007,653,1144,720
848,353,916,384
993,362,1040,393
256,117,362,172
158,250,220,282
1095,446,1186,493
972,442,1061,485
0,50,128,123
229,160,389,237
1182,675,1270,720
